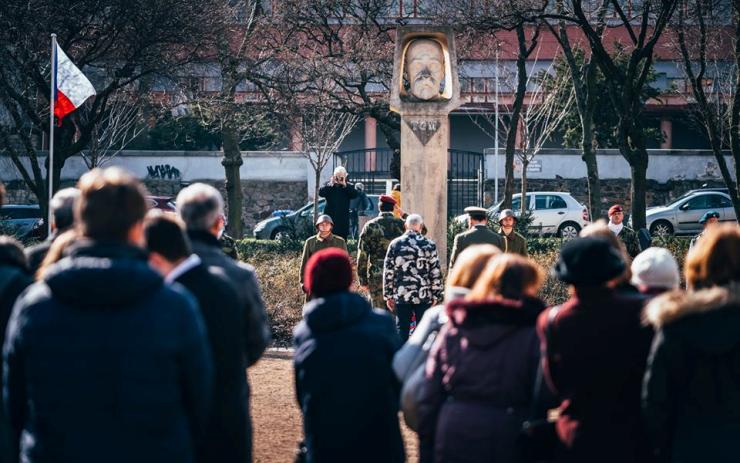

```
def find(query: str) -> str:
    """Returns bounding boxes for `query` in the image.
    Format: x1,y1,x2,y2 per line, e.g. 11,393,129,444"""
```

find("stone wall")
2,179,307,237
485,178,728,220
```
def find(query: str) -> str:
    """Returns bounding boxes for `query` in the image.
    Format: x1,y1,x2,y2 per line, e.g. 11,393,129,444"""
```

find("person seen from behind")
294,248,405,463
144,212,250,463
417,254,546,463
581,220,637,293
383,214,444,342
630,247,680,297
643,224,740,463
349,181,370,239
0,237,32,463
4,167,213,463
537,236,654,463
24,187,79,274
393,244,502,431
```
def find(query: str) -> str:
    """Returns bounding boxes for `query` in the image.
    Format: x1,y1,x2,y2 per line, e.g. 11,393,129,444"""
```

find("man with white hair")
318,166,358,240
176,183,270,462
383,213,443,342
25,187,80,273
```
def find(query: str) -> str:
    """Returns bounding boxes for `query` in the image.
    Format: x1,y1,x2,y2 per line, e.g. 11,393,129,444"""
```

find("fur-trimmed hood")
644,283,740,328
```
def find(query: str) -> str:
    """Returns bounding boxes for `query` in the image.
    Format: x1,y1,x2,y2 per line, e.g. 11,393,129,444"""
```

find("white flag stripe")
56,44,96,106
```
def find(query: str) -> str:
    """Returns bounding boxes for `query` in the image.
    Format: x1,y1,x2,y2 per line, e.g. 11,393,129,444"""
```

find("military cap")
465,206,488,220
315,214,334,227
379,194,397,206
699,210,720,224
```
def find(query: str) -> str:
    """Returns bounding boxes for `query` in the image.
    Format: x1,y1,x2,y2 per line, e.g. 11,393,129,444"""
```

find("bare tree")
0,0,216,218
295,105,359,223
80,88,145,169
674,0,740,218
516,64,575,215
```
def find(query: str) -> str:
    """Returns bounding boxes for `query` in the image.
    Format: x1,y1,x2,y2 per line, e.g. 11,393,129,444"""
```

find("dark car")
253,195,379,240
0,204,44,238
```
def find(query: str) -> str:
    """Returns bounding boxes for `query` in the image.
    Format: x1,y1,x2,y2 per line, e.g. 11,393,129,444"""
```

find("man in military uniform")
357,194,405,309
449,206,504,270
689,210,720,251
497,209,528,256
218,233,239,260
299,215,348,299
608,204,640,258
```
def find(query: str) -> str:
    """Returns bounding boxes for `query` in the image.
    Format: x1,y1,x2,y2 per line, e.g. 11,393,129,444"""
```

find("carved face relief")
404,39,445,101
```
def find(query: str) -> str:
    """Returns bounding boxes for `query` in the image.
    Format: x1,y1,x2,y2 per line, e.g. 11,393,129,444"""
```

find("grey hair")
333,166,347,176
176,183,224,231
50,187,80,231
406,214,423,228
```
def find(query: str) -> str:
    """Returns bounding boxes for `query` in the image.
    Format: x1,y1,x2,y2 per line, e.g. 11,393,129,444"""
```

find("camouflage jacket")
383,230,444,305
357,212,405,286
617,226,641,258
219,233,239,260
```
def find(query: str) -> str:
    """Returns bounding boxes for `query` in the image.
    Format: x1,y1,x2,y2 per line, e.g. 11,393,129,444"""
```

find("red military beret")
608,205,624,216
379,194,397,206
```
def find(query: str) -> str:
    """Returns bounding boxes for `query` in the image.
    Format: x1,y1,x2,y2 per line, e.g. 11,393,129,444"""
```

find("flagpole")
48,33,57,236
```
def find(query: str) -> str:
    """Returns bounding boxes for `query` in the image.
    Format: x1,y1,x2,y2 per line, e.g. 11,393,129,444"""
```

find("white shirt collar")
165,254,202,283
608,221,624,235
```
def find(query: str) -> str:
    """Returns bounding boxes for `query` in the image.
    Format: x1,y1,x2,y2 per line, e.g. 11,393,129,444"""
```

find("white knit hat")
630,247,680,289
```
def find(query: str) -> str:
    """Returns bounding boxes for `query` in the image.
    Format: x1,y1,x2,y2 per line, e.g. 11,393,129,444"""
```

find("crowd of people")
0,166,738,463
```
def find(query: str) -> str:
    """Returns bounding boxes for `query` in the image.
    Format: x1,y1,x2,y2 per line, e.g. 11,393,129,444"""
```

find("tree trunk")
628,148,649,230
221,125,244,238
504,25,530,209
520,159,528,216
313,168,321,224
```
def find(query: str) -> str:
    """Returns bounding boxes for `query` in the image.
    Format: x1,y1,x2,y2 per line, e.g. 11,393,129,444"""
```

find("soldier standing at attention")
299,215,348,299
449,206,504,270
607,204,640,258
497,209,528,256
357,195,405,309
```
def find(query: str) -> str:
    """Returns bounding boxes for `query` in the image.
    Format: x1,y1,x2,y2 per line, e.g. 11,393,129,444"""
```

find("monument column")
390,27,462,268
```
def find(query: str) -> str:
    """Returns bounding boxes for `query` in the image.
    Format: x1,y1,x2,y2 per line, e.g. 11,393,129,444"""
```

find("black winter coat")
417,297,545,463
294,291,405,463
188,230,270,367
643,283,740,463
174,262,250,463
318,183,358,239
3,241,213,463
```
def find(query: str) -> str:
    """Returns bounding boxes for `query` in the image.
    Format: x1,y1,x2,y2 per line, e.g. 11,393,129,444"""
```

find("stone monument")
390,26,461,268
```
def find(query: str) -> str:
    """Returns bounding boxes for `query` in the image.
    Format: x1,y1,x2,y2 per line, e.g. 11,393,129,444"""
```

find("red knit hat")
304,248,353,297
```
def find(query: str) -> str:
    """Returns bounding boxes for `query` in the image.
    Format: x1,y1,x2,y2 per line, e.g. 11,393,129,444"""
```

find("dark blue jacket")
3,241,213,463
294,291,405,463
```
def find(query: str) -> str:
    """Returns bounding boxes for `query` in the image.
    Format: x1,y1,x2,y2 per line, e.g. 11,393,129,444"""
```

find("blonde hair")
447,244,501,290
685,223,740,290
36,229,78,280
467,253,545,301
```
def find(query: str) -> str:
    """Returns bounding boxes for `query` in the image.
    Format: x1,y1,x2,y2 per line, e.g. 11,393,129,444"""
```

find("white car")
457,192,590,238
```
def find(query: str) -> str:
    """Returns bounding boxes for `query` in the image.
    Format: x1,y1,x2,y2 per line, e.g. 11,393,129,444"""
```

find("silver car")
644,188,737,236
457,192,591,238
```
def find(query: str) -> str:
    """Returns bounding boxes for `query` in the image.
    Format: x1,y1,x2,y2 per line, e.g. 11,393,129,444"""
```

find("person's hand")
386,299,395,311
360,285,369,292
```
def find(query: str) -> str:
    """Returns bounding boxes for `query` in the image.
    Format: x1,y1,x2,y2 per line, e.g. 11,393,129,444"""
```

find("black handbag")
517,306,561,463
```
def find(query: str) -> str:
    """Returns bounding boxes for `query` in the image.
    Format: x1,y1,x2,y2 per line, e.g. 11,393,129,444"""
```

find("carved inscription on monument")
405,118,440,146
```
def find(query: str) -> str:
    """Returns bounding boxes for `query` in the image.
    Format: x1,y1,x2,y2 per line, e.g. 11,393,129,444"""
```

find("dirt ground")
249,351,420,462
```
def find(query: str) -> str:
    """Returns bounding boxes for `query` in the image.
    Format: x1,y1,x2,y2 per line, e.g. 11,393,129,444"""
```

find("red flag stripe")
54,90,76,125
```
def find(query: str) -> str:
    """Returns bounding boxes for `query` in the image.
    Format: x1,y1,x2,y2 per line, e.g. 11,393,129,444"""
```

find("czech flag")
53,44,96,124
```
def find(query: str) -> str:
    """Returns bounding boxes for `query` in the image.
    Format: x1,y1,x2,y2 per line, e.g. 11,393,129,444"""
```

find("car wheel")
271,228,292,240
558,222,581,239
649,220,674,237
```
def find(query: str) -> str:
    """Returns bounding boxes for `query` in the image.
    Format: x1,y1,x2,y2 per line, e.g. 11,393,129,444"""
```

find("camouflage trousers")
366,275,389,311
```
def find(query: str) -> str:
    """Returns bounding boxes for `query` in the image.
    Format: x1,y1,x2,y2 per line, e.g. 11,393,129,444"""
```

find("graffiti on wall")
146,164,181,180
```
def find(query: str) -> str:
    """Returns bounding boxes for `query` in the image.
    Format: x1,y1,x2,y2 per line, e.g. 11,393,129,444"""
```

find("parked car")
455,192,590,238
639,188,737,237
253,195,379,240
146,196,177,212
0,204,44,238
